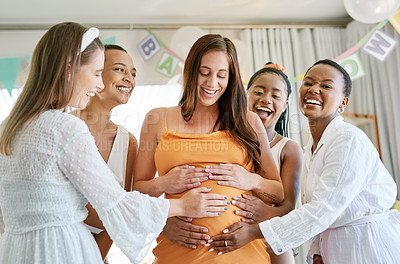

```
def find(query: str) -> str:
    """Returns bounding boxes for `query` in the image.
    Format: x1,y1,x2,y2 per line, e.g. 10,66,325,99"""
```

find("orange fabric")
153,113,270,264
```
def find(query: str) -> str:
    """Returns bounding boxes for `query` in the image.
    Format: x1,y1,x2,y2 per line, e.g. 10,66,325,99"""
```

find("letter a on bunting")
156,51,180,78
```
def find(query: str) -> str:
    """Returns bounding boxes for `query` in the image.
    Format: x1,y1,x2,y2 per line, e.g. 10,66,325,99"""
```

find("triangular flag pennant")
102,36,116,45
394,200,400,212
389,8,400,35
362,29,397,62
155,51,180,78
137,34,162,61
0,57,21,96
337,53,365,80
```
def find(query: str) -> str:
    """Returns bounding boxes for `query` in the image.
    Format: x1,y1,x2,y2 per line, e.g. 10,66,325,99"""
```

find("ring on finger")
224,240,228,247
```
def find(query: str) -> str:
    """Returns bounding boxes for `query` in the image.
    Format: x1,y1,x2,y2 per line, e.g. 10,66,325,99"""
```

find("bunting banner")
137,29,186,77
336,53,365,80
156,51,180,78
137,33,161,61
145,29,185,62
102,36,116,45
289,20,390,84
0,36,116,96
1,16,400,95
389,8,400,35
394,200,400,212
25,56,31,64
0,57,21,95
362,29,397,61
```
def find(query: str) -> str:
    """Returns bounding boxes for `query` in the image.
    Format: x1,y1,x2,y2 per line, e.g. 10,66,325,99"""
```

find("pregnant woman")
134,34,283,264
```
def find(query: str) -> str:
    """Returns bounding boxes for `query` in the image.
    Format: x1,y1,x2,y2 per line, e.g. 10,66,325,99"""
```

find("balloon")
169,26,206,59
344,0,400,24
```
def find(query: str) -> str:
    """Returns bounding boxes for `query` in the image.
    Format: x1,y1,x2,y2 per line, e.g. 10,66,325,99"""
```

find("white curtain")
241,27,346,147
242,22,400,264
344,21,400,195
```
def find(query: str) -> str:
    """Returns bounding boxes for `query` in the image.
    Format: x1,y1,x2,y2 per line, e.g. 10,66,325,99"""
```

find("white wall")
0,27,252,87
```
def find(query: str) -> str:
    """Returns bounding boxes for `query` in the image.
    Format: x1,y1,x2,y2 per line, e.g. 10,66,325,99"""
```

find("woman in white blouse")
0,22,229,264
208,59,400,264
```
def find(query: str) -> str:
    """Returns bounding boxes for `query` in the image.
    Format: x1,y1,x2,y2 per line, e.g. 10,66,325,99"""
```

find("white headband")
80,27,100,52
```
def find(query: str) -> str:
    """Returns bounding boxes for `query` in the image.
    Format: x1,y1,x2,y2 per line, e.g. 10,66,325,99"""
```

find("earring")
338,107,344,114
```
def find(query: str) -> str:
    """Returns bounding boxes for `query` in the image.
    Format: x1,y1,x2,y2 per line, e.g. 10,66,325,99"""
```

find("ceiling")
0,0,352,29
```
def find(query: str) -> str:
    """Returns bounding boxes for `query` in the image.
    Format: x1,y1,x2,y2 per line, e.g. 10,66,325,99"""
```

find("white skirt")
319,210,400,264
0,222,103,264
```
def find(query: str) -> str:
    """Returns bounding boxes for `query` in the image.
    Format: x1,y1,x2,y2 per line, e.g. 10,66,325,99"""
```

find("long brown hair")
179,34,261,173
0,22,104,155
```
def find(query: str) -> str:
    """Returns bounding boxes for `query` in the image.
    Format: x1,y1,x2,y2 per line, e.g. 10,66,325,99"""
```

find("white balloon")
344,0,400,24
169,26,206,59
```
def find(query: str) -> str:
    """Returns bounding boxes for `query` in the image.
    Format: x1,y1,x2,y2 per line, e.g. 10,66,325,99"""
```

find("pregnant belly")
165,180,250,236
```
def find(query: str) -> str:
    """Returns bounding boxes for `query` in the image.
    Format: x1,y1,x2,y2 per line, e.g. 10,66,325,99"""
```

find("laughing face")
247,72,288,130
196,50,229,108
299,63,348,123
69,48,105,109
97,49,136,105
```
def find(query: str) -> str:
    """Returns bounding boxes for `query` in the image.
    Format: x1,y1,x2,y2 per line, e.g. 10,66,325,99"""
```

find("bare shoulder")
145,107,165,119
246,111,265,134
282,139,303,158
141,107,170,142
165,105,181,120
142,107,165,130
246,110,258,123
145,106,180,121
167,105,181,112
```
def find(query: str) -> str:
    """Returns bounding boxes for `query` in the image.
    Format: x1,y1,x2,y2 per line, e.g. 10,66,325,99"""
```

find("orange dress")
153,113,270,264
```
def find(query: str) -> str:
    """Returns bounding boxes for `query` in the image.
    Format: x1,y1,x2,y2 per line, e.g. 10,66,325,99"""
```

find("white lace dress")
0,110,169,264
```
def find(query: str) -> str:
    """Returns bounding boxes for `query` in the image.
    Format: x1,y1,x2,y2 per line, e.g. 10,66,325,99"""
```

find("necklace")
269,132,277,145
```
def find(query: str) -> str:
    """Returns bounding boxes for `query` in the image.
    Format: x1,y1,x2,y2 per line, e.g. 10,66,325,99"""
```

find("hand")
208,222,263,254
313,254,324,264
231,194,271,223
179,187,230,218
162,217,210,249
207,164,257,191
162,165,209,194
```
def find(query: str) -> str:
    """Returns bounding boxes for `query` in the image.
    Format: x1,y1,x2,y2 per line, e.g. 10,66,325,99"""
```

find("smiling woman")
133,34,283,264
0,22,228,264
69,48,105,109
207,59,400,264
71,44,139,262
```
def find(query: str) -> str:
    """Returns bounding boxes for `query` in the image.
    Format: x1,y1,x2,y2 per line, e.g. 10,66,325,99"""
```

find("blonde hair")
0,22,104,155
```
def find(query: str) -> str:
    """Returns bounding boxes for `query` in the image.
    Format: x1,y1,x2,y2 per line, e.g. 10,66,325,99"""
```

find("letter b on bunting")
137,34,161,61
